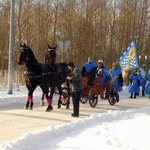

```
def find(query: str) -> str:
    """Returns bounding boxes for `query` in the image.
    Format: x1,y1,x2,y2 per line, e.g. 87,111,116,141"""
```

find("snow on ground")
0,86,150,150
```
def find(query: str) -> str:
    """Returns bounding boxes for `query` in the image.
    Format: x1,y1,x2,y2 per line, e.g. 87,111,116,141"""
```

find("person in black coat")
66,62,83,117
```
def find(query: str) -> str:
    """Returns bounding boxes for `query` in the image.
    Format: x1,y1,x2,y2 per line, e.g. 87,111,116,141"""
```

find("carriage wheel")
108,93,119,106
80,97,88,104
61,87,69,106
108,95,116,106
89,95,98,108
80,90,89,104
88,88,98,108
107,82,119,106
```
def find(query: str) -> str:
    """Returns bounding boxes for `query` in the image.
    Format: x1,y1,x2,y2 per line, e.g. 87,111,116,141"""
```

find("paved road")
0,97,150,145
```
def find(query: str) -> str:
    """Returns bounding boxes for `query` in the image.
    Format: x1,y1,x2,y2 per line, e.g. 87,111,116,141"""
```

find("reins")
24,69,64,79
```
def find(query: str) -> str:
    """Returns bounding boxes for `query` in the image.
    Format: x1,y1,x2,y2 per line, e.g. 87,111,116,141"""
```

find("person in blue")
128,70,140,98
145,69,150,99
96,59,108,86
82,56,97,86
136,70,141,96
110,62,123,93
96,59,109,99
139,64,147,96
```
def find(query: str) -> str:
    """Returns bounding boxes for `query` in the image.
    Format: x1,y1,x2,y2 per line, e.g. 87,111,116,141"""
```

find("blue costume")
139,68,147,96
82,56,98,86
145,71,150,98
96,66,108,87
110,67,123,92
83,61,97,77
128,71,140,98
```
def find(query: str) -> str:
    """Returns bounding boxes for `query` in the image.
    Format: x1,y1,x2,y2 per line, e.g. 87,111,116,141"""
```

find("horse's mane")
26,46,38,64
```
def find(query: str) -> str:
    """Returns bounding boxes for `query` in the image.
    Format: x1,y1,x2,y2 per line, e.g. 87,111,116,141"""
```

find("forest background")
0,0,149,86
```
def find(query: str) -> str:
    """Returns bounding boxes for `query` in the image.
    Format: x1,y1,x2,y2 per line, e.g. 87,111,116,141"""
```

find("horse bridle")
46,48,56,63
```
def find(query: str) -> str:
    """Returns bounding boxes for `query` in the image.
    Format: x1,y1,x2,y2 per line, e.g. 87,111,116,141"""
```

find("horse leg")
24,95,33,110
24,84,30,109
58,85,62,109
58,94,62,109
45,87,54,112
27,85,37,110
40,85,45,106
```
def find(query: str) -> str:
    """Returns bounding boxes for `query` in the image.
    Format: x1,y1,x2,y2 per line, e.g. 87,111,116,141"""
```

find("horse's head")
18,43,37,65
57,62,68,83
45,44,57,63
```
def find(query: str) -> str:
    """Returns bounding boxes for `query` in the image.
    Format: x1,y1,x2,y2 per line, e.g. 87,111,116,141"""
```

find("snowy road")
0,86,150,146
0,88,150,145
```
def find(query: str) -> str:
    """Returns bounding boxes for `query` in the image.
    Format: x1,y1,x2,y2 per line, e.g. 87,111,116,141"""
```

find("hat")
67,62,74,67
112,62,118,66
98,59,103,64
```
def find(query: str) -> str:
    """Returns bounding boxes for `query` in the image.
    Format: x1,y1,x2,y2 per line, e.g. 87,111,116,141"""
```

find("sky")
0,86,150,150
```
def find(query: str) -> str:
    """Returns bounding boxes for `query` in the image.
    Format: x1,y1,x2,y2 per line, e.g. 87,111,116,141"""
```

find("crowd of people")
81,56,123,100
128,64,150,99
66,56,150,117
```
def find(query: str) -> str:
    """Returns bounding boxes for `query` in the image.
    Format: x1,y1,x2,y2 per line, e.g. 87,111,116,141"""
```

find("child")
145,69,150,98
128,70,140,98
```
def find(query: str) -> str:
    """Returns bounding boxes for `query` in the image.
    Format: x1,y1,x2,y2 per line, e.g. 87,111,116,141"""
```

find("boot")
130,93,133,99
58,99,61,109
134,93,136,99
66,101,70,109
71,113,79,117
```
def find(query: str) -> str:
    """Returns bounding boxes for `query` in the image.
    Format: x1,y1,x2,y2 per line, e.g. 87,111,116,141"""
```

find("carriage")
80,76,119,107
60,75,119,108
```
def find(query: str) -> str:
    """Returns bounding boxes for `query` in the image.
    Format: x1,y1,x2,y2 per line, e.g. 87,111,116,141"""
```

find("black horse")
18,43,68,112
18,43,45,109
45,45,71,109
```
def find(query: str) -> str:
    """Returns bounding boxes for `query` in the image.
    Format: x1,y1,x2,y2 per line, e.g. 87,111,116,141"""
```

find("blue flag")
118,40,139,78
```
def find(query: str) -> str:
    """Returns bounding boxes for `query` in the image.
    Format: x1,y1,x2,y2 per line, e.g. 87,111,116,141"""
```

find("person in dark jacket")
66,62,83,117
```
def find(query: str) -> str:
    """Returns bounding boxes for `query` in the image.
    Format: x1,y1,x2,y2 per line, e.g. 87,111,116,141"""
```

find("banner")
118,40,139,78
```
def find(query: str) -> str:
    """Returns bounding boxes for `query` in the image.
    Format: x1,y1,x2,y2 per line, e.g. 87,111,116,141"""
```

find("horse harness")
24,63,65,84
